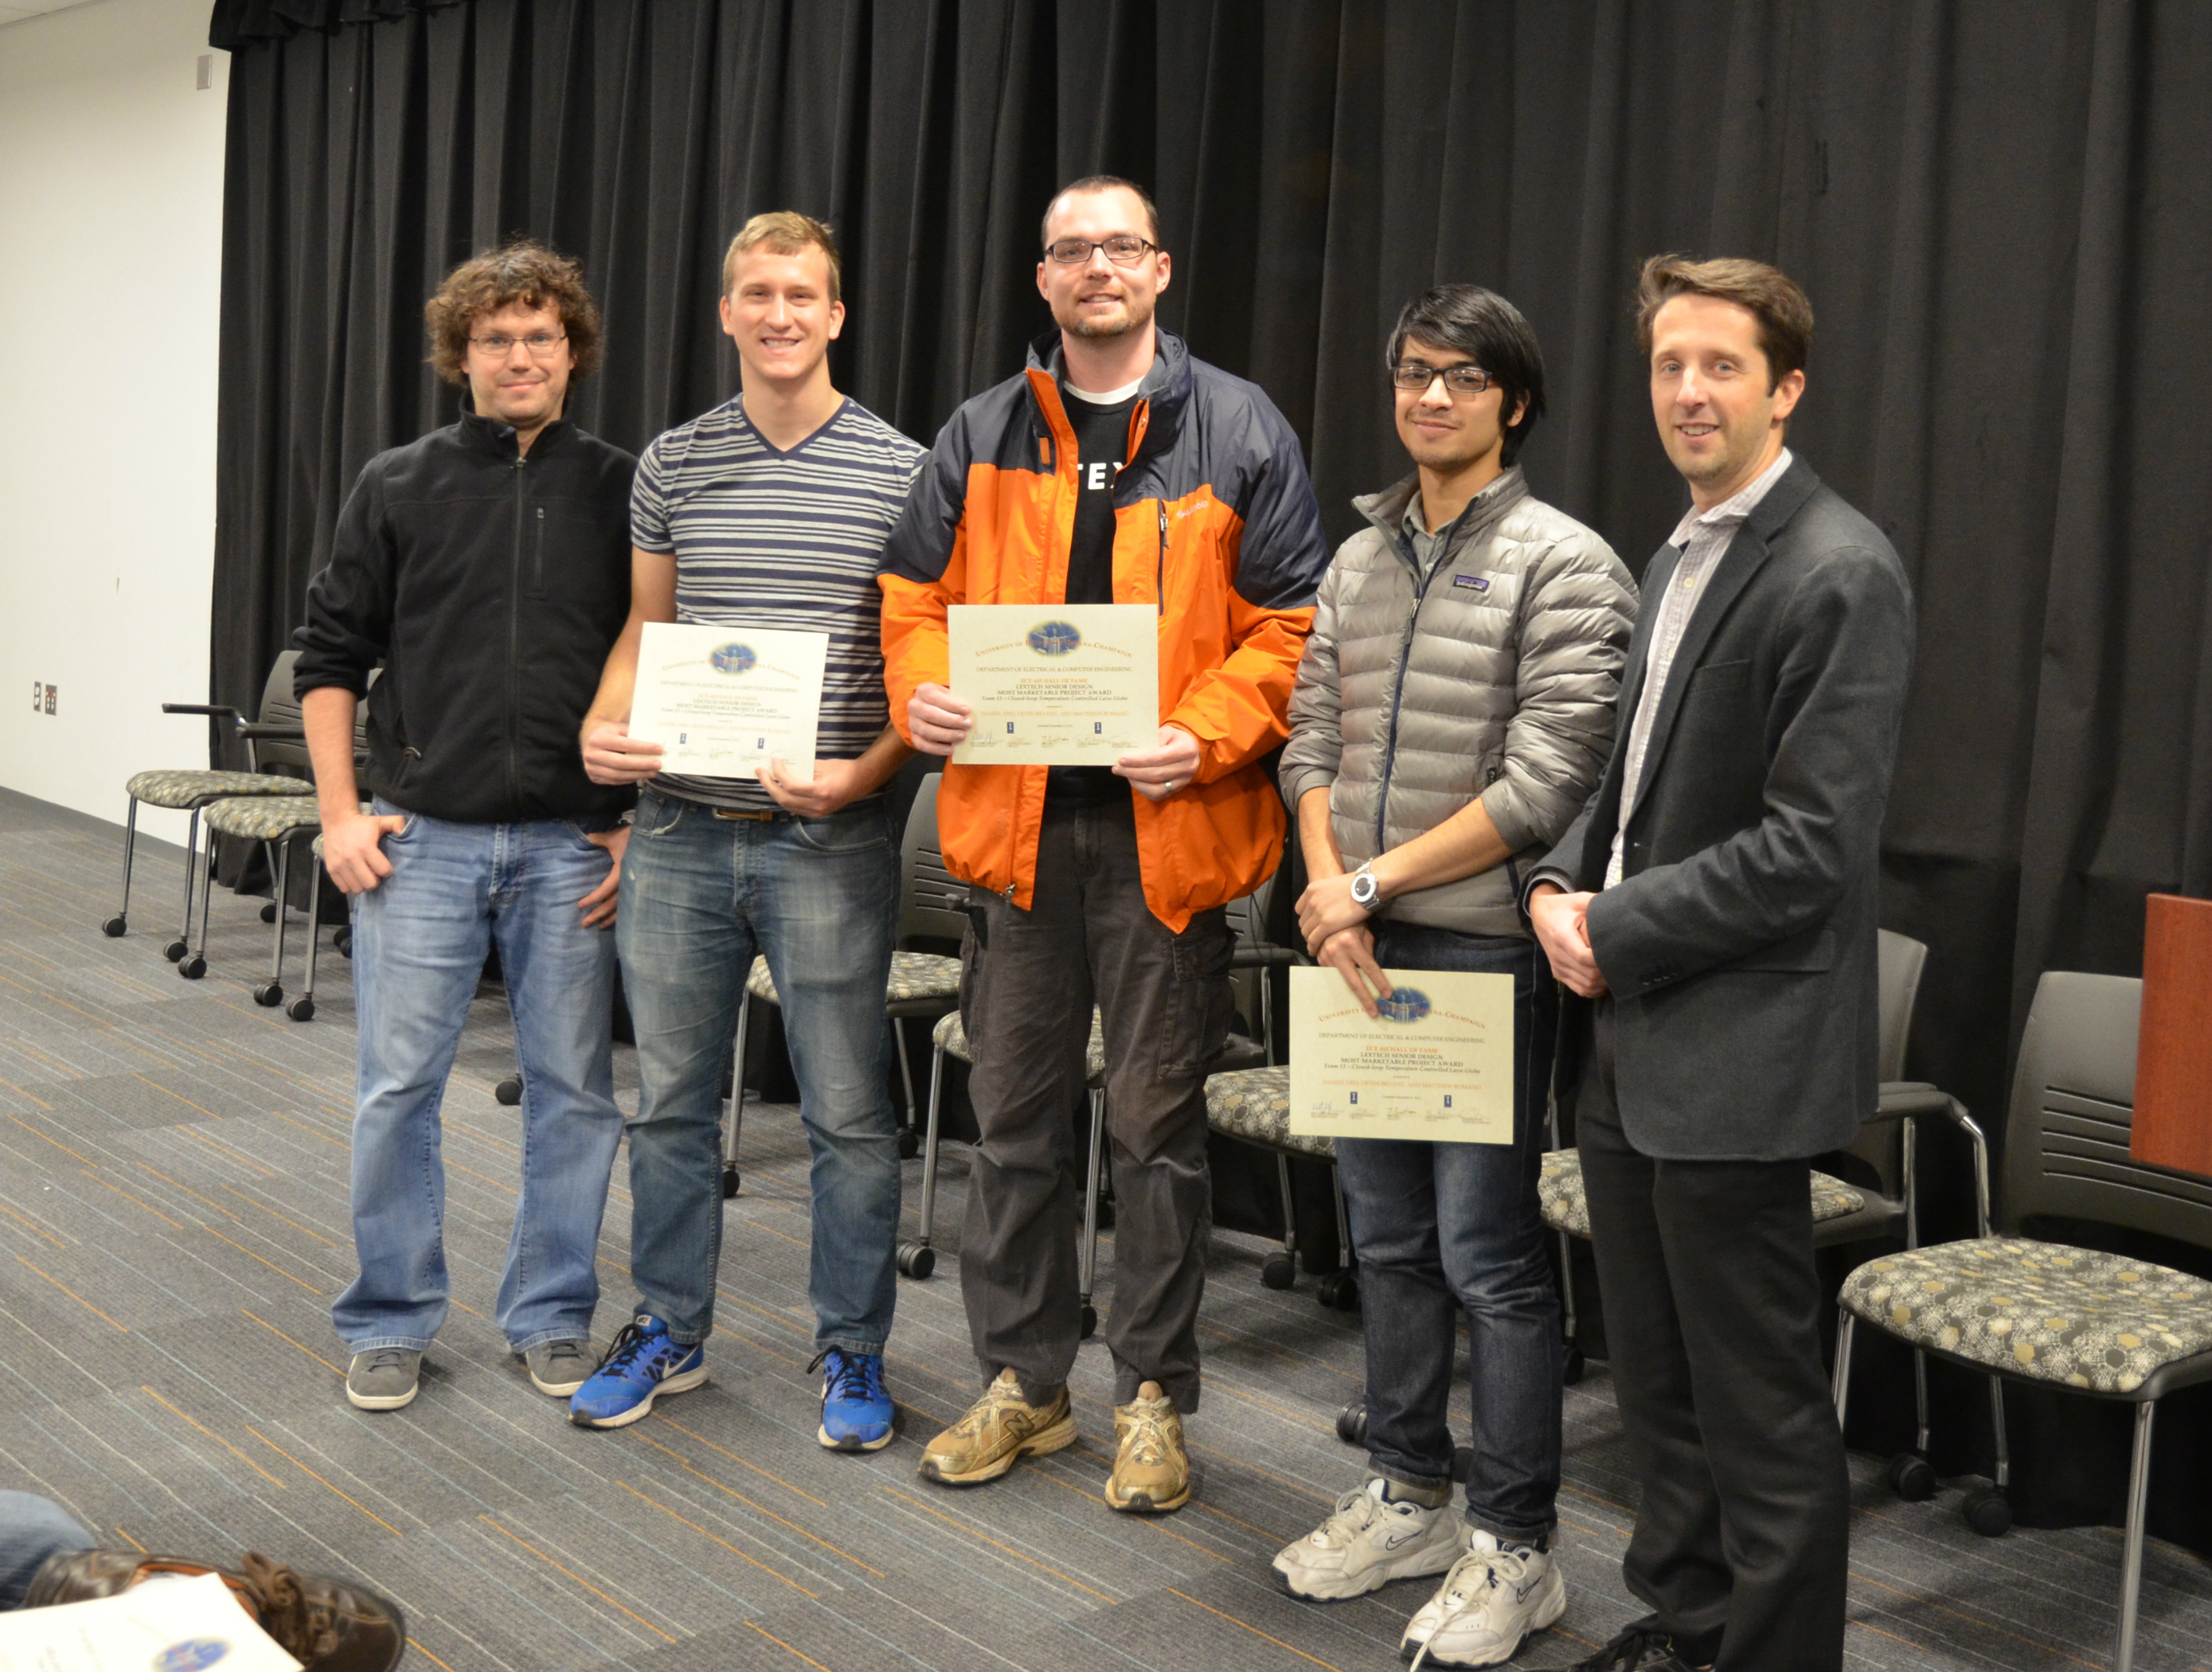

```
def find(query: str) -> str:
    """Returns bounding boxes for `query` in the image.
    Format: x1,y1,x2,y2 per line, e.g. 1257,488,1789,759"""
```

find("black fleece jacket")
292,407,637,823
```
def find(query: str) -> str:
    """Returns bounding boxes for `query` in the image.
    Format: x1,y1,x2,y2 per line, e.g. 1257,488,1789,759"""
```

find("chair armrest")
162,703,240,721
1867,1084,1994,1241
1229,947,1298,969
236,723,308,741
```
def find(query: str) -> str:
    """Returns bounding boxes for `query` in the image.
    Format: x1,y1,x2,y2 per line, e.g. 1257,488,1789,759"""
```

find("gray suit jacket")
1534,457,1915,1161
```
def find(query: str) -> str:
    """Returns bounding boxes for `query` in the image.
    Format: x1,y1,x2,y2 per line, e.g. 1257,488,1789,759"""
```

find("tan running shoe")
917,1366,1077,1486
1104,1381,1190,1514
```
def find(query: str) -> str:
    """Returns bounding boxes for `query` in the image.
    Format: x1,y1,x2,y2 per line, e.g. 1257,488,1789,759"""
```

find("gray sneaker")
524,1338,594,1397
346,1347,421,1412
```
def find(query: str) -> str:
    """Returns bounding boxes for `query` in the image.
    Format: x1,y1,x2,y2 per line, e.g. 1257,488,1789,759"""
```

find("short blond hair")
721,212,842,303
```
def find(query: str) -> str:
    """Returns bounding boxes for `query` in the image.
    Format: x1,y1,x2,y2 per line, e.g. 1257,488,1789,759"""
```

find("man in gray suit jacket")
1528,256,1914,1672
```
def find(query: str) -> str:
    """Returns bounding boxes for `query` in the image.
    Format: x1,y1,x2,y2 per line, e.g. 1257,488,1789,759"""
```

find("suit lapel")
1628,528,1772,813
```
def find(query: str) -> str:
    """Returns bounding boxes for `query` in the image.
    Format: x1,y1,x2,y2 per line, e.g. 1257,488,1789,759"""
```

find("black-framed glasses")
1392,361,1494,396
470,330,569,358
1045,235,1160,267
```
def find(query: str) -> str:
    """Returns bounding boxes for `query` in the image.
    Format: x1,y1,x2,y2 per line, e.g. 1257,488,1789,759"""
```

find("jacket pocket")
1727,924,1835,972
1159,908,1236,1079
1687,658,1752,693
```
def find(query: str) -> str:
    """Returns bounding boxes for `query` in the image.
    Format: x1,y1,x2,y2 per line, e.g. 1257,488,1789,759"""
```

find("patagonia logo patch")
1453,573,1491,592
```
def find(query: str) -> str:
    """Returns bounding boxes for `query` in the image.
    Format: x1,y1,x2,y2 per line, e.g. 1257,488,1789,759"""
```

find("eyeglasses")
1045,236,1160,267
470,331,569,358
1392,361,1494,396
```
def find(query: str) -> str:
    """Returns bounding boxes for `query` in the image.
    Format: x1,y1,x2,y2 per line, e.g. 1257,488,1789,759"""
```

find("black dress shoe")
1571,1620,1711,1671
23,1549,405,1672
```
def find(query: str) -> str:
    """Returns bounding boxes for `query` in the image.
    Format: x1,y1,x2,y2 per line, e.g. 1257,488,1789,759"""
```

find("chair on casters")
189,795,325,1002
1538,928,1949,1389
721,773,967,1199
107,652,316,960
1833,971,2212,1672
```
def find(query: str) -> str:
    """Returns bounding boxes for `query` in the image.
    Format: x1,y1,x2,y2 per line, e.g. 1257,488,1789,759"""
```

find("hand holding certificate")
1287,966,1516,1143
630,621,828,780
945,604,1158,766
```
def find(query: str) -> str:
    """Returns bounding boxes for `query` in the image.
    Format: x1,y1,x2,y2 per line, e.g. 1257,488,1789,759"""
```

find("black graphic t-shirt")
1049,387,1140,805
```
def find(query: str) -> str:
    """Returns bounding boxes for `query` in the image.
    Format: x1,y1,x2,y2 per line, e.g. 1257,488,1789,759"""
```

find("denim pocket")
1159,908,1235,1079
790,800,890,855
635,789,687,838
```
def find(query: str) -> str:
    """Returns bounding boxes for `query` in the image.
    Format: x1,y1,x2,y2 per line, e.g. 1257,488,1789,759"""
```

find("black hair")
1385,286,1548,465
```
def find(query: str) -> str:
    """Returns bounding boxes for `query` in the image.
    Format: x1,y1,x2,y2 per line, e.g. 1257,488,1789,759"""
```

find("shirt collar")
1669,445,1793,548
1401,466,1522,545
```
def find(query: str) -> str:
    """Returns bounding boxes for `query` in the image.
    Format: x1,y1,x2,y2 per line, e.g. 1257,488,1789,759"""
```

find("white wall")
0,0,226,841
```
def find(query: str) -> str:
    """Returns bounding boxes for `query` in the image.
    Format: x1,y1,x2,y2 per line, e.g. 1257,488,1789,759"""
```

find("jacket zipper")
1156,502,1168,604
531,504,546,594
507,454,527,810
1374,530,1443,854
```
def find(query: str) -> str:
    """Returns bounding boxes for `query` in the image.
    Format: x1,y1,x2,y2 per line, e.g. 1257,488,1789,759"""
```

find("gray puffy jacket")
1281,467,1637,937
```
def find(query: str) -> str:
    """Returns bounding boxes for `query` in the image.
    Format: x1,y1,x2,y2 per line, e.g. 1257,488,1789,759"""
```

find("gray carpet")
1,785,2206,1672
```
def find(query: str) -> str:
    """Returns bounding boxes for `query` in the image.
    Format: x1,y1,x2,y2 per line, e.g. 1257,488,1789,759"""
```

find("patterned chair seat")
203,795,323,841
1538,1147,1866,1240
745,950,961,1008
126,769,303,810
1203,1065,1335,1161
1840,1237,2212,1395
933,1006,1106,1083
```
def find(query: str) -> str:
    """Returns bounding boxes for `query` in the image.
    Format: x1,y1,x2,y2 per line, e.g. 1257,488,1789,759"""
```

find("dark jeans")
959,795,1234,1412
1576,999,1849,1672
1336,924,1560,1542
0,1492,91,1608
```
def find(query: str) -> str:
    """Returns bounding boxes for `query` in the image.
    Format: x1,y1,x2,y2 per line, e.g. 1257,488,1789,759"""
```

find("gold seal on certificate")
946,603,1159,766
630,620,829,779
1287,966,1516,1143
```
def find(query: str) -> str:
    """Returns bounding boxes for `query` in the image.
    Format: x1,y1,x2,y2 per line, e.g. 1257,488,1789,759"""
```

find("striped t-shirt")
631,394,927,810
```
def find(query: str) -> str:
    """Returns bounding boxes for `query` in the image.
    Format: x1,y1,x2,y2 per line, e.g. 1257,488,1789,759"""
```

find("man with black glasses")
881,175,1330,1515
1273,287,1635,1666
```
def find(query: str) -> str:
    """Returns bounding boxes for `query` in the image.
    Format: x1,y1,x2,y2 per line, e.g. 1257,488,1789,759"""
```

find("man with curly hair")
295,240,639,1414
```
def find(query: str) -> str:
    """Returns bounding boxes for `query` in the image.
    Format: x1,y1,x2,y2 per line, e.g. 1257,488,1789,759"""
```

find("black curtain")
208,0,2212,1543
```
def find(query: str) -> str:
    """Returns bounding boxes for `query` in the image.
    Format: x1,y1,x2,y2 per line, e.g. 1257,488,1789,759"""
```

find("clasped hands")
906,683,1200,799
1528,881,1608,998
580,718,870,818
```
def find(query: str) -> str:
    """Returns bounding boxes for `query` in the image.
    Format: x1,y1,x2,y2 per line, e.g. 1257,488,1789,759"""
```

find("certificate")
1287,966,1516,1143
0,1571,302,1670
946,604,1158,766
631,620,827,779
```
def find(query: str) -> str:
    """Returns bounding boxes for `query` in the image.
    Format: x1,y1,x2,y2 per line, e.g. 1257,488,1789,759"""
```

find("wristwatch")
1348,861,1382,913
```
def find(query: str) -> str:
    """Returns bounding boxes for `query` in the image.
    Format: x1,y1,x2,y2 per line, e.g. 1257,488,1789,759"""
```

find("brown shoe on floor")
24,1548,406,1672
917,1365,1077,1486
1105,1380,1190,1514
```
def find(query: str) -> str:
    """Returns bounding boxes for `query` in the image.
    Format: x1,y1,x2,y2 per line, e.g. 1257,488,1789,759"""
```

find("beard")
1057,289,1153,340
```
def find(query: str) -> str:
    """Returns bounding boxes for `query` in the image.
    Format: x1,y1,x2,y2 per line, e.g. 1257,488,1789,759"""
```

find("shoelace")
1408,1545,1534,1672
360,1346,412,1376
952,1377,1031,1437
597,1320,679,1380
235,1552,340,1661
813,1350,884,1406
1584,1623,1681,1670
1306,1484,1388,1548
1118,1400,1174,1466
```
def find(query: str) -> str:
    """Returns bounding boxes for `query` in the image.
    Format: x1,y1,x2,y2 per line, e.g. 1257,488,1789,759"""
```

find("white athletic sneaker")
1271,1479,1465,1601
1401,1530,1565,1668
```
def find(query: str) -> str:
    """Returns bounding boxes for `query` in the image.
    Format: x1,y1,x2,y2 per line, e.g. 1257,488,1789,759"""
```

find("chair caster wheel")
1564,1347,1587,1385
163,938,188,962
285,997,315,1022
1318,1272,1359,1311
1336,1397,1368,1446
897,1242,936,1279
334,928,352,959
1260,1252,1296,1291
101,916,127,938
1962,1486,2011,1537
260,900,278,924
897,1128,921,1160
1452,1445,1473,1484
1079,1303,1097,1339
178,955,206,980
1886,1451,1938,1502
252,980,283,1007
494,1076,522,1106
721,1166,741,1200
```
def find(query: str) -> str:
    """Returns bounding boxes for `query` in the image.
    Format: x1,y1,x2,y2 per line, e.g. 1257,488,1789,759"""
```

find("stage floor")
2,787,2204,1671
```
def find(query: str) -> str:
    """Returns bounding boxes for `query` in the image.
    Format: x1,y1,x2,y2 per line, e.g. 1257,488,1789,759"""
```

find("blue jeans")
1,1492,92,1607
331,803,623,1354
1335,923,1561,1542
616,787,900,1354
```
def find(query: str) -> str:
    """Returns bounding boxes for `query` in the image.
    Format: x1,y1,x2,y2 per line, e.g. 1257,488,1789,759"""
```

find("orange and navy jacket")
880,328,1330,932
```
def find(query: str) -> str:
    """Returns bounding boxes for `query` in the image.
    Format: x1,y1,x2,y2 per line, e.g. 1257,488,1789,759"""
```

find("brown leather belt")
711,807,781,822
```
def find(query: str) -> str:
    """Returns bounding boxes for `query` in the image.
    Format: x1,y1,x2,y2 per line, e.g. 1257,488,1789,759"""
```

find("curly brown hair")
424,240,604,386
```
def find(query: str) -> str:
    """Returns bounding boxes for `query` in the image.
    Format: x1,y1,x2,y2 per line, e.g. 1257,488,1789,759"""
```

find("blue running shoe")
569,1315,706,1429
814,1348,894,1451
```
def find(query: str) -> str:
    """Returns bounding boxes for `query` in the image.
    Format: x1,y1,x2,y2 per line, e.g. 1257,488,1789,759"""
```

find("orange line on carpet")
745,1619,835,1670
179,1127,276,1176
240,1307,341,1373
629,1432,882,1576
8,1112,92,1166
1167,1587,1346,1670
656,1417,827,1506
15,1255,127,1330
879,1485,1116,1602
134,1162,239,1220
616,1480,817,1596
0,1074,55,1110
202,1226,323,1293
141,1386,287,1487
221,1186,342,1248
133,1073,226,1122
1030,1465,1231,1563
258,1108,348,1150
113,1527,145,1552
80,1169,185,1229
477,1516,673,1641
0,1201,68,1248
410,1644,458,1672
250,1427,402,1537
